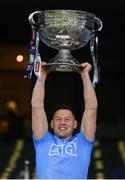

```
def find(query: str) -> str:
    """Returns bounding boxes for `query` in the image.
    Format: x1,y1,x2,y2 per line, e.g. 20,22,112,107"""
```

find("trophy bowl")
28,10,102,73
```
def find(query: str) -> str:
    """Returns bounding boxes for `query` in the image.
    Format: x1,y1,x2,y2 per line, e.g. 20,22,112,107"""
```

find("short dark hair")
52,104,75,118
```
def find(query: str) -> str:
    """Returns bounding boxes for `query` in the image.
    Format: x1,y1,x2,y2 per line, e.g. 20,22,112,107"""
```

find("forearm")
31,78,46,108
81,72,97,110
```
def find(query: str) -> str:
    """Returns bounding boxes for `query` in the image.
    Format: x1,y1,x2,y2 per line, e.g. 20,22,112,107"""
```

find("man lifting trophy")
26,10,103,179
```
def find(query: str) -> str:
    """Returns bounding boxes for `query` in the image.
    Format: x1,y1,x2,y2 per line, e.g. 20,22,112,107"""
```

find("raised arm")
31,63,48,139
80,62,98,141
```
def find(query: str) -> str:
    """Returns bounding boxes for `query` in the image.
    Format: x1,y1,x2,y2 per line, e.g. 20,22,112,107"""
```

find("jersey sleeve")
32,131,53,147
78,130,95,149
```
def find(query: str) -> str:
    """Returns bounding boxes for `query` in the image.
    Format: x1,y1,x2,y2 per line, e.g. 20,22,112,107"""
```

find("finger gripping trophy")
24,10,103,87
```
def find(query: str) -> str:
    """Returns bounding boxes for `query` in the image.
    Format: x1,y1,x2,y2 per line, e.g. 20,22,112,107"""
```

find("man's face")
51,109,77,139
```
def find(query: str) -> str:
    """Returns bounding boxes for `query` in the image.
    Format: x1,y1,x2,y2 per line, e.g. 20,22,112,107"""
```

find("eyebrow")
54,116,74,119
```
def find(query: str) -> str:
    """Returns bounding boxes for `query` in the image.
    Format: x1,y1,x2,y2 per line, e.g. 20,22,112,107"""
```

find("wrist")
81,71,89,78
37,73,46,82
41,71,47,79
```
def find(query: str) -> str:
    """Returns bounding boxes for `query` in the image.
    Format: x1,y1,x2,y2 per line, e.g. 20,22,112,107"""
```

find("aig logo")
49,142,77,157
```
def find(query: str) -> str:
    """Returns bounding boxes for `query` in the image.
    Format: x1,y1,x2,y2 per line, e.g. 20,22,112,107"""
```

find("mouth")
58,127,67,131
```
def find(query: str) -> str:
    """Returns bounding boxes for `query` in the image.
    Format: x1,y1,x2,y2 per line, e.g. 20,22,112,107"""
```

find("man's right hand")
41,62,48,79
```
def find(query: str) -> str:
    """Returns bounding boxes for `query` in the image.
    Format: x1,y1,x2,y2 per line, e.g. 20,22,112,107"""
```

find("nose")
60,118,66,125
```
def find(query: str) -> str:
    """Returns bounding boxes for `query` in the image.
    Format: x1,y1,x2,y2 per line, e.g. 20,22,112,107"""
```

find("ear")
73,120,77,129
51,120,54,129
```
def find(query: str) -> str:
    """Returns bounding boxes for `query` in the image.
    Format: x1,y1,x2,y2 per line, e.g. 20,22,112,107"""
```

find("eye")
65,117,71,121
55,118,61,121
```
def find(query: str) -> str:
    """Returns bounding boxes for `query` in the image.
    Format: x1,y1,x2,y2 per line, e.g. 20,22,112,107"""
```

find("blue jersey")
33,130,94,179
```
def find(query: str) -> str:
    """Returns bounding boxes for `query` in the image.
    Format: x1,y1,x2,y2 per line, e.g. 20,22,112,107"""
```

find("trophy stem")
44,48,81,72
57,49,72,62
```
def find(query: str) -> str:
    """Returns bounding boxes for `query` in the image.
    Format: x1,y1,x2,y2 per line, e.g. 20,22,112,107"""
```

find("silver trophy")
25,10,103,86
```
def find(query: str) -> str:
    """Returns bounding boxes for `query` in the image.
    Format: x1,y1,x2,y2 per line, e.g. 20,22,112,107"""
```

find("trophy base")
43,49,81,73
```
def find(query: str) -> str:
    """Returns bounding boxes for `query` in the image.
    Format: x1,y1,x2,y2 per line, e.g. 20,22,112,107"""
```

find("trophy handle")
94,17,103,31
28,11,42,25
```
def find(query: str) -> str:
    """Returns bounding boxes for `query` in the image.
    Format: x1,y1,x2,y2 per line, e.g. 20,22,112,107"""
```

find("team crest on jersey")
49,141,77,157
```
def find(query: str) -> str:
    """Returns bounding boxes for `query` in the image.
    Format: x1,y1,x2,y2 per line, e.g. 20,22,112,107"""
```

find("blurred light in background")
16,55,24,62
6,100,18,111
